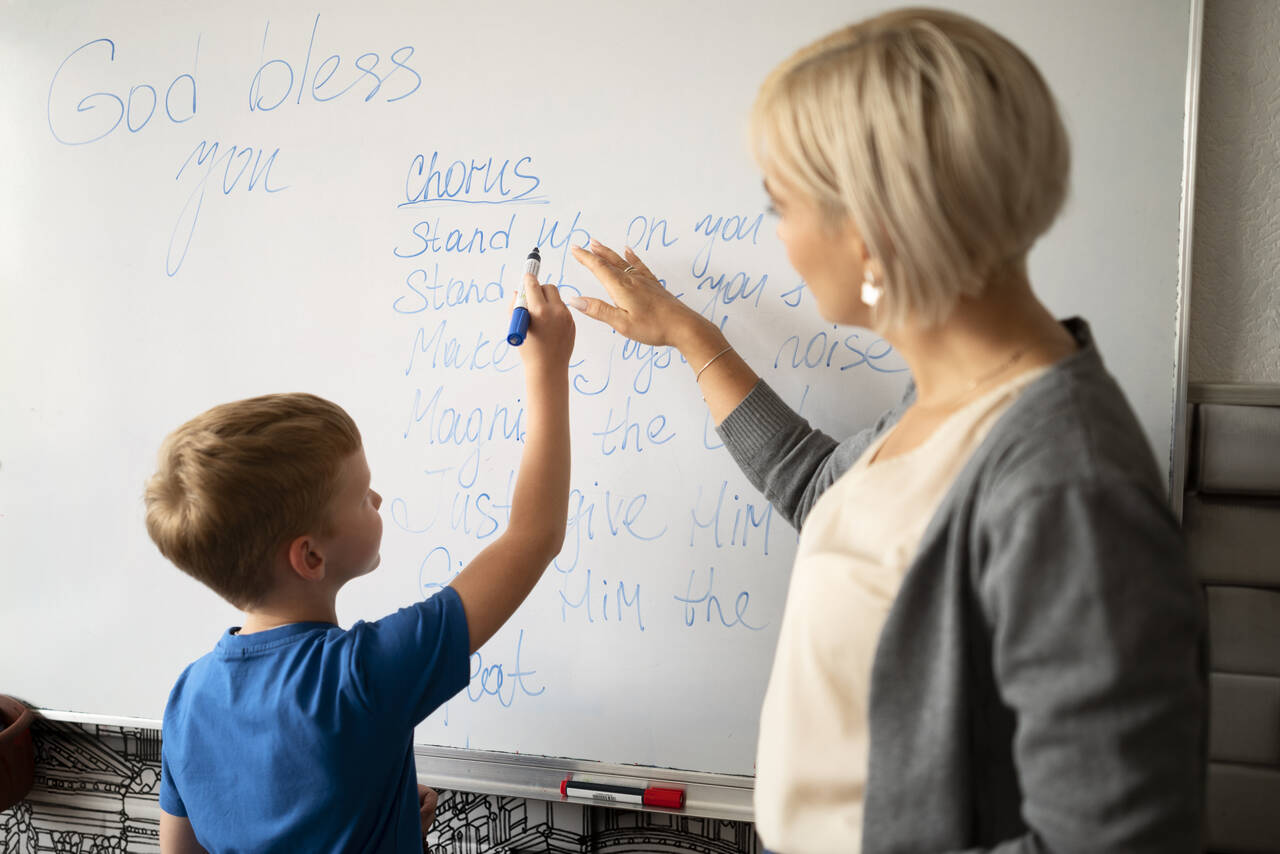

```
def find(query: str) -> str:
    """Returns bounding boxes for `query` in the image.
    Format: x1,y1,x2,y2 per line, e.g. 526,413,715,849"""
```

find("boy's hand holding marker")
507,247,539,346
447,247,574,652
509,246,575,372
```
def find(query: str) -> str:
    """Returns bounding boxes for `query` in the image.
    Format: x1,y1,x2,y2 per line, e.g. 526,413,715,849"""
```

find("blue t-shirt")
160,587,469,854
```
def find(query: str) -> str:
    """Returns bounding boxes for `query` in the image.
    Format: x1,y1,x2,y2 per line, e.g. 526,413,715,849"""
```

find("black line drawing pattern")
1,719,760,853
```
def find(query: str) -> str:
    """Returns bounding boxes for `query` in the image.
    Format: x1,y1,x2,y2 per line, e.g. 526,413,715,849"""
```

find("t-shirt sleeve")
347,586,471,727
159,745,188,817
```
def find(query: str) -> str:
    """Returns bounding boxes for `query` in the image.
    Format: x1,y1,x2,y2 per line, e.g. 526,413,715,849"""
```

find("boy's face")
320,448,383,583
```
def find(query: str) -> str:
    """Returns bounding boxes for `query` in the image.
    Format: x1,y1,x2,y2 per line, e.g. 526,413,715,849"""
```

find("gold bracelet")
695,345,733,382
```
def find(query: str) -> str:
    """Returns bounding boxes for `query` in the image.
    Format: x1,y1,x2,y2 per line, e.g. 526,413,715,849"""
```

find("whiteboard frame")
411,744,753,821
30,0,1205,824
1170,0,1206,520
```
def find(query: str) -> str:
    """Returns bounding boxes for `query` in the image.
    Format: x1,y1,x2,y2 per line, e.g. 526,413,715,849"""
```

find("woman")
566,8,1204,854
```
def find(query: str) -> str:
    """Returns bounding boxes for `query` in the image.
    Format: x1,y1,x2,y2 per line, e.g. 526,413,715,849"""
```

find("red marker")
560,776,684,809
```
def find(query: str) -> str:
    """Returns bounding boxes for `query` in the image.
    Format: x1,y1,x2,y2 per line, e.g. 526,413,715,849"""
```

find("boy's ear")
285,535,326,583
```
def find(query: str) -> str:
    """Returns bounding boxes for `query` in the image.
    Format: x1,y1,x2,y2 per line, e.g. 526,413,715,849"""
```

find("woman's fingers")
588,239,628,270
566,295,629,330
623,246,657,279
570,245,625,295
566,244,626,320
569,239,697,347
593,241,655,284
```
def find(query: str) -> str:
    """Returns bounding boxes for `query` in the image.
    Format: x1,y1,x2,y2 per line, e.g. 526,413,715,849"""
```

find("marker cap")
507,306,530,346
643,787,685,809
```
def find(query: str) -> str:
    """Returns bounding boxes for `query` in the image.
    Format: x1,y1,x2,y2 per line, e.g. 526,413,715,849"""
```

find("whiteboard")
0,0,1197,789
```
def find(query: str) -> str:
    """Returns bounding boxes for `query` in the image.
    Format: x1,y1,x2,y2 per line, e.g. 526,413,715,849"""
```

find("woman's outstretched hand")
567,239,760,425
567,240,709,349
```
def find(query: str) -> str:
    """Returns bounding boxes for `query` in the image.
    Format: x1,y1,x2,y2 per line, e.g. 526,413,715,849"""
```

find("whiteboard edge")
1170,0,1205,519
412,743,754,822
37,710,162,729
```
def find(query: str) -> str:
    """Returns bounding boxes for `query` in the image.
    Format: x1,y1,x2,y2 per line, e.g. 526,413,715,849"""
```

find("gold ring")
622,265,636,274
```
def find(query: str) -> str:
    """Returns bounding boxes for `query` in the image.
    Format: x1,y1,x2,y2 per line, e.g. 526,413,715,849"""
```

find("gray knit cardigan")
716,319,1206,853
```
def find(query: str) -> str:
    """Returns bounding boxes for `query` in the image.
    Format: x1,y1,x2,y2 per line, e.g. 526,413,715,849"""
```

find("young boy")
146,275,574,853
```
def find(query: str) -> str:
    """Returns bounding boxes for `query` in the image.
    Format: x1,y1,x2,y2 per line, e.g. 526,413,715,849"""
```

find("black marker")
507,247,540,346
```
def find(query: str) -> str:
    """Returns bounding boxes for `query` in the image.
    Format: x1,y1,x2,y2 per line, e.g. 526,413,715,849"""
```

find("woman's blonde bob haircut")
144,393,362,609
750,7,1070,328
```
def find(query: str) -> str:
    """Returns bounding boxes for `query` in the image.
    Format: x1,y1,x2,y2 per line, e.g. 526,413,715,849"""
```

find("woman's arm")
568,241,758,423
569,240,899,528
717,381,903,529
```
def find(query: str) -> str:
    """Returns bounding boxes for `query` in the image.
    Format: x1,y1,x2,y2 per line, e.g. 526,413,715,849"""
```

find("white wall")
1190,0,1280,384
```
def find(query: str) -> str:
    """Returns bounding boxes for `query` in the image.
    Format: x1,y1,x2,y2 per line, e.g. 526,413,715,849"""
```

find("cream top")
753,366,1049,854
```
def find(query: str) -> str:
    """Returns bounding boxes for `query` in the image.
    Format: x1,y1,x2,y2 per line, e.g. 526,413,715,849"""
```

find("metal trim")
1189,383,1280,407
412,744,754,821
37,710,161,730
1170,0,1206,521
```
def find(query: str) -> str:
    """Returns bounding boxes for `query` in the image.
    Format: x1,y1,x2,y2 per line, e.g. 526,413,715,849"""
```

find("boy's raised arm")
449,273,574,653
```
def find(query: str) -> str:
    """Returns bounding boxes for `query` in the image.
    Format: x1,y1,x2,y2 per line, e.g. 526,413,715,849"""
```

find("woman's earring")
860,268,882,307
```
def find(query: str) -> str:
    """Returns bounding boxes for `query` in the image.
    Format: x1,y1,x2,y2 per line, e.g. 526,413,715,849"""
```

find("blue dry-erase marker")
507,247,540,346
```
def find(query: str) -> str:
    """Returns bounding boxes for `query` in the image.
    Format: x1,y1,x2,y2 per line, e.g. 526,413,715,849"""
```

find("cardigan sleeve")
714,379,910,530
967,479,1206,854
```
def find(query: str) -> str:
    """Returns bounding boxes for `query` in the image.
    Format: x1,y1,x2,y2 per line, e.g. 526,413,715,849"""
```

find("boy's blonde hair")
750,7,1070,328
144,393,362,609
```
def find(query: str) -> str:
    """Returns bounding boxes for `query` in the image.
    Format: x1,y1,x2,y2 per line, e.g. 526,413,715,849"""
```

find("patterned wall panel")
0,720,760,853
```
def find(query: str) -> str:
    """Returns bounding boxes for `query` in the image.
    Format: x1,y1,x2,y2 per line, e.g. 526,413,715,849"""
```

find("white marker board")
0,0,1198,802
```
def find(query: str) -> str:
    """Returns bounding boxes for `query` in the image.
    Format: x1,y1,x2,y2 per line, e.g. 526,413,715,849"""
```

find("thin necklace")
914,346,1028,412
